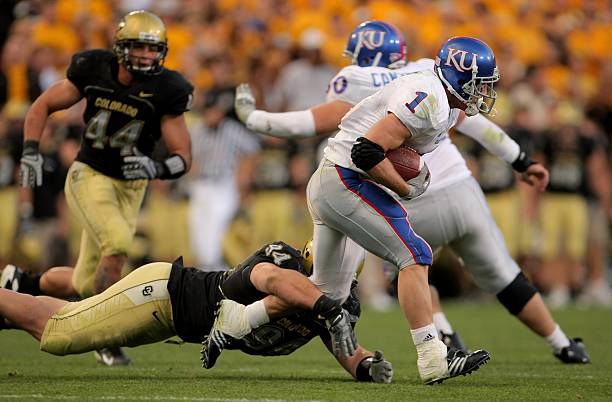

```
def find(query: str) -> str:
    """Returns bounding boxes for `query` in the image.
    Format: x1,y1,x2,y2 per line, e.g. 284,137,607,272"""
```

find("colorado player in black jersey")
0,241,393,384
10,10,193,365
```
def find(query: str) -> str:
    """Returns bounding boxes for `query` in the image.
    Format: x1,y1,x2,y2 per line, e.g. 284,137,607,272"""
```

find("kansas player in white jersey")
205,24,589,378
230,21,589,366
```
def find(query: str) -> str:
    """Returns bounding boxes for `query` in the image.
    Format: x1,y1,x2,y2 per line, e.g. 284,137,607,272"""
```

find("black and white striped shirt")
189,118,260,180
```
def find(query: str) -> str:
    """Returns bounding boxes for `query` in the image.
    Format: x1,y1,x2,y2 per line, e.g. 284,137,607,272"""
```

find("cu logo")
445,48,478,72
358,30,386,50
142,285,153,296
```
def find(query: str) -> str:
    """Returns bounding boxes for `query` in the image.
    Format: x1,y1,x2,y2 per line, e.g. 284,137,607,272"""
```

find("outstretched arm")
235,83,352,137
455,113,548,191
322,339,393,383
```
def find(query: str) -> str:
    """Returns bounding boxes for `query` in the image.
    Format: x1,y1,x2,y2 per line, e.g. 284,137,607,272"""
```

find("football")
386,146,422,180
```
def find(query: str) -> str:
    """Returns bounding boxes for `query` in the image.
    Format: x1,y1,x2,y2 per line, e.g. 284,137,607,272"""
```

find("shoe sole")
425,353,491,385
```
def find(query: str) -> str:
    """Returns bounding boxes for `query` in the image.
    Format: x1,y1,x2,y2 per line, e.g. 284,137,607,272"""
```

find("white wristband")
456,114,520,164
246,110,316,138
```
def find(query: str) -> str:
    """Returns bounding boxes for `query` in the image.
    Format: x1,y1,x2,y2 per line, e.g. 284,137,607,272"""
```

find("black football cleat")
201,300,250,369
94,347,133,366
440,331,470,354
1,264,25,291
554,338,590,364
200,330,230,369
426,349,491,385
0,315,7,331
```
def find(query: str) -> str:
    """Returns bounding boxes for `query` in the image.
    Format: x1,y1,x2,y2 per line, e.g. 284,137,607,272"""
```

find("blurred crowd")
0,0,610,308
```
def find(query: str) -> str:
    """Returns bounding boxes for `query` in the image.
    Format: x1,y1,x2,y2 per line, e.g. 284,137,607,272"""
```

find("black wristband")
23,140,40,156
356,356,374,382
511,151,536,173
313,295,341,320
157,154,187,180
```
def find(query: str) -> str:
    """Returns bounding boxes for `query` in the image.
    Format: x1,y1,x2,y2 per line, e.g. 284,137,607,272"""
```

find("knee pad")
496,272,537,315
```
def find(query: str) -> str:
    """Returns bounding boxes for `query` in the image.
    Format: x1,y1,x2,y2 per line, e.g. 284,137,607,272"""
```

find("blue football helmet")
434,36,500,116
343,21,407,69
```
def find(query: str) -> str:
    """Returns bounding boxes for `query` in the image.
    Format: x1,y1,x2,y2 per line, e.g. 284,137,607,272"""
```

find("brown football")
386,146,422,180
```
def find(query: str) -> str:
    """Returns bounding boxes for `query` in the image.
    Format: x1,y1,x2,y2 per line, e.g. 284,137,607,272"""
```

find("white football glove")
122,155,160,180
401,162,430,200
326,309,357,358
234,83,256,124
20,151,44,187
369,350,393,384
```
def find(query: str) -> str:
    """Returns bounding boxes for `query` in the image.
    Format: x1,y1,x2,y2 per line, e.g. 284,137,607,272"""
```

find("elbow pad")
246,110,316,138
351,137,385,172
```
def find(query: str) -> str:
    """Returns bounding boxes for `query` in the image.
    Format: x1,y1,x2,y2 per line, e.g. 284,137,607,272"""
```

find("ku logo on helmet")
445,48,479,73
358,30,386,50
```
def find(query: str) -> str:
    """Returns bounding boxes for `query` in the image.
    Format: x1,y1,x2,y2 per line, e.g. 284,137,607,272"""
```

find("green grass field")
1,301,610,401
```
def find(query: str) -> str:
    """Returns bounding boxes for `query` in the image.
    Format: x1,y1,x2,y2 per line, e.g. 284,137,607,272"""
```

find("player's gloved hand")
326,309,357,358
235,83,256,124
122,155,162,180
20,140,44,187
369,350,393,384
401,162,430,200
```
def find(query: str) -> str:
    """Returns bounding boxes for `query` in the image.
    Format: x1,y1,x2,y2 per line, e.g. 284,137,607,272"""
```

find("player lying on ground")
228,21,589,364
0,241,393,383
202,242,491,385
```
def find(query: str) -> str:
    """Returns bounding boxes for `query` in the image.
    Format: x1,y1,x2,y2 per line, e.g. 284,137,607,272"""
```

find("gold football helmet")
301,238,365,278
113,10,168,75
301,239,314,275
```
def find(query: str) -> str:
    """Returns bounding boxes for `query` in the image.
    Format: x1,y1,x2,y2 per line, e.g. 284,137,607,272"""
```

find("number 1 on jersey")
405,91,428,113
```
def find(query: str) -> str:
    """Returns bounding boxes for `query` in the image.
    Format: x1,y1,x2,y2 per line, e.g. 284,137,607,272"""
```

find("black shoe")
426,349,491,385
554,338,590,364
200,330,230,369
440,331,470,354
94,347,133,366
200,304,230,369
0,316,7,330
1,265,25,291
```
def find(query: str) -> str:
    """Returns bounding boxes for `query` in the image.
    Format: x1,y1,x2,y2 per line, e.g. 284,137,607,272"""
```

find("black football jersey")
67,49,193,179
228,285,361,356
167,241,361,355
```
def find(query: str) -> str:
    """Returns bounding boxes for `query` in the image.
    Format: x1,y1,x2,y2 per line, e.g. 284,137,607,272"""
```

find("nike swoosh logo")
152,311,162,323
139,91,154,97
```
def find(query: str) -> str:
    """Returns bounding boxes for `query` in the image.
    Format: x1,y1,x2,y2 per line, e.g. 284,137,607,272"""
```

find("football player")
207,32,502,385
0,241,392,384
227,21,589,365
11,10,193,365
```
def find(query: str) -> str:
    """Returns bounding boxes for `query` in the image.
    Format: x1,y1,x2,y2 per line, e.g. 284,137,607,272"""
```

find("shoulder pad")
326,65,375,104
260,241,308,274
70,49,115,71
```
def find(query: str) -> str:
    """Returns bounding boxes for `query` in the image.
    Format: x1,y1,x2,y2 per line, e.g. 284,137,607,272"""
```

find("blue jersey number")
405,91,428,113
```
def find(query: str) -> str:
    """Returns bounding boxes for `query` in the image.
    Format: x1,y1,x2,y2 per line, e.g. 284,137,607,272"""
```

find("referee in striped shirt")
188,88,260,270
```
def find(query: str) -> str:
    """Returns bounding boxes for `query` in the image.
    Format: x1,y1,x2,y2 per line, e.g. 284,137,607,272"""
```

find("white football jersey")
323,59,469,189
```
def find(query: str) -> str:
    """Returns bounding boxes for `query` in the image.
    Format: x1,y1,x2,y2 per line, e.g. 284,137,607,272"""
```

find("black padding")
351,137,385,171
496,272,537,315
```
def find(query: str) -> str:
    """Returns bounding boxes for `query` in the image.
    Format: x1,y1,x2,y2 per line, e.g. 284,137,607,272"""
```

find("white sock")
411,323,439,346
433,312,453,335
545,324,570,352
245,300,269,329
